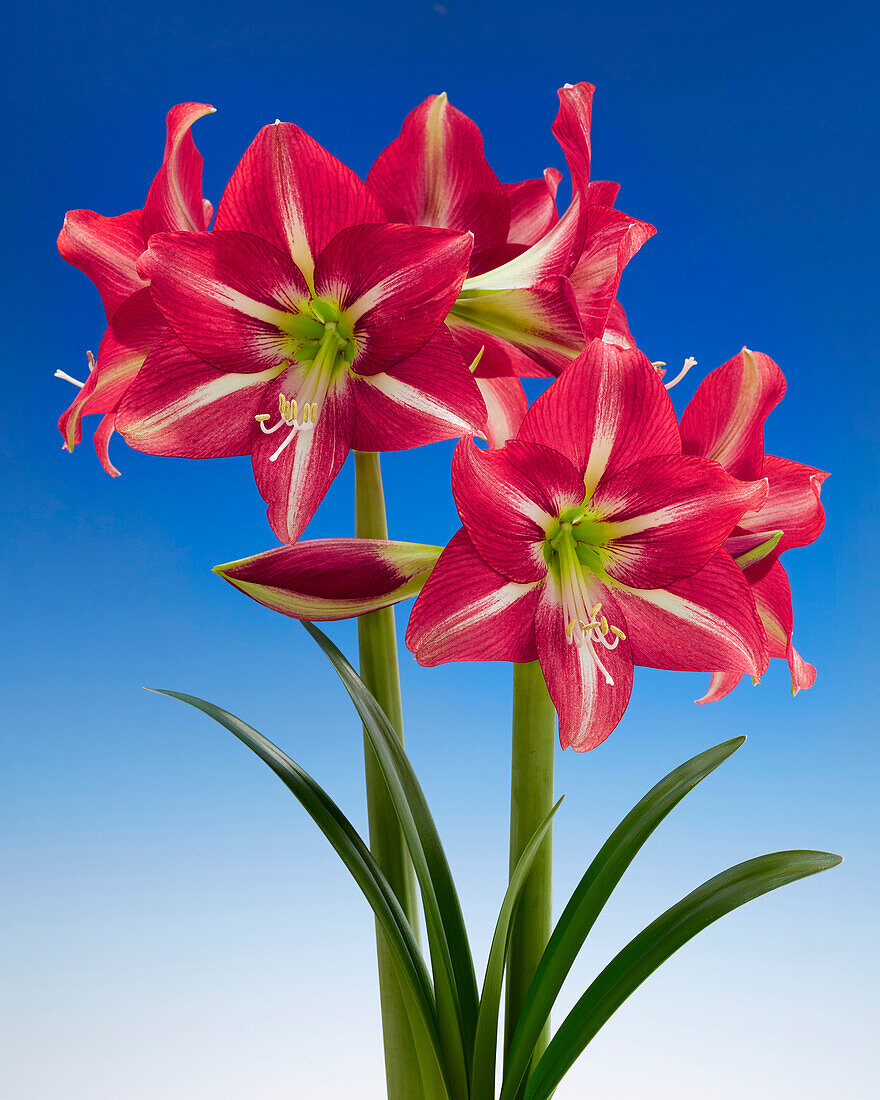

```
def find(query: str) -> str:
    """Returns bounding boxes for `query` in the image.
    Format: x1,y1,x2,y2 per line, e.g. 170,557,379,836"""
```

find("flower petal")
314,223,472,372
535,580,633,751
116,331,280,458
587,180,620,207
503,169,561,247
601,299,635,349
214,121,385,283
214,539,442,621
679,347,786,480
694,671,743,705
367,93,510,254
475,376,528,449
57,208,147,319
447,321,551,379
350,326,486,451
451,437,584,582
737,455,828,554
608,550,767,677
519,338,681,494
591,454,769,588
747,559,816,694
93,412,121,477
570,205,655,340
143,103,215,238
460,82,595,292
449,276,585,376
406,529,541,665
139,230,310,373
59,288,165,454
251,373,356,543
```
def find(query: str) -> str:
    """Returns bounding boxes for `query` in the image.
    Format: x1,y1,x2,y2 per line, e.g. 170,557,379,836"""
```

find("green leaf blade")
501,736,746,1100
523,849,842,1100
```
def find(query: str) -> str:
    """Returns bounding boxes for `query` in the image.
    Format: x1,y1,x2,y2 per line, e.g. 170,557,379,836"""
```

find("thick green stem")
505,660,556,1071
354,450,424,1100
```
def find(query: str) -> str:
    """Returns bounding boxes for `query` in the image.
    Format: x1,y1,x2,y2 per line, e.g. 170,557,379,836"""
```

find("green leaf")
523,849,842,1100
501,736,746,1100
471,797,564,1100
148,688,449,1100
302,622,478,1097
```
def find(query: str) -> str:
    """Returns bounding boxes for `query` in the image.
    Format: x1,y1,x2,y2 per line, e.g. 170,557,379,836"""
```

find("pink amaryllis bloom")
56,103,215,474
367,84,654,445
117,121,485,543
679,348,828,702
405,339,770,750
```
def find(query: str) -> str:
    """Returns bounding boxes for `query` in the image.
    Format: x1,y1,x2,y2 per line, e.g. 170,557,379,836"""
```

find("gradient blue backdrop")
3,1,877,1095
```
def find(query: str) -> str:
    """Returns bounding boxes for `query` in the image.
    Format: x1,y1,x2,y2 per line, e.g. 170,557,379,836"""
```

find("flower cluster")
57,84,826,749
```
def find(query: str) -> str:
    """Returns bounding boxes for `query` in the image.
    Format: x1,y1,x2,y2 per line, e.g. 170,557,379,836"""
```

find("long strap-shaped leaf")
522,849,842,1100
303,622,479,1095
471,797,563,1100
150,689,450,1100
501,736,745,1099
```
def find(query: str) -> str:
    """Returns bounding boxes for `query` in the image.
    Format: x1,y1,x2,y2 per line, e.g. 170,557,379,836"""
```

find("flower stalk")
354,449,424,1099
505,660,556,1069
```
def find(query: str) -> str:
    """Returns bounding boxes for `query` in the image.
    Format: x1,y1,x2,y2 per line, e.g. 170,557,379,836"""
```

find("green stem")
354,450,425,1100
505,660,556,1073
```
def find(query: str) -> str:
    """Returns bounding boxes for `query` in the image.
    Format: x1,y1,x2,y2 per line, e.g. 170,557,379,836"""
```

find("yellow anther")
255,414,270,422
311,402,318,422
610,625,627,640
303,403,311,425
289,399,298,422
590,602,602,618
566,619,575,639
278,392,285,414
600,616,609,634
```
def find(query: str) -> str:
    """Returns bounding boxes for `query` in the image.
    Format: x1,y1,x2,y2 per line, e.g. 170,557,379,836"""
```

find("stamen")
54,369,85,389
664,356,697,390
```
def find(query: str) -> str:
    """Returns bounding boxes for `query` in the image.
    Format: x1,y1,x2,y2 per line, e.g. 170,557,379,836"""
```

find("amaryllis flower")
56,103,215,474
117,121,485,543
367,84,654,445
405,339,770,750
679,348,828,702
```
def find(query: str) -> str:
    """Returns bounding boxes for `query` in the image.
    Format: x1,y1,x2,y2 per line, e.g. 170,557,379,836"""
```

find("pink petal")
503,169,561,247
609,551,767,678
215,539,442,621
591,454,769,588
602,299,635,349
406,529,541,665
570,205,655,340
451,437,583,583
313,222,472,373
747,559,816,694
449,276,585,376
535,581,634,751
519,338,681,495
59,289,165,454
139,230,310,373
143,103,215,238
93,412,121,478
214,121,385,283
587,180,620,207
350,327,486,451
57,208,147,319
447,321,552,379
460,82,595,292
679,347,786,480
475,376,528,449
367,93,510,256
737,455,828,554
251,373,356,543
116,331,279,459
695,671,743,705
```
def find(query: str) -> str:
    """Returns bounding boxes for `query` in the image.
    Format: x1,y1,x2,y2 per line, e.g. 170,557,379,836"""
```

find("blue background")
3,1,877,1095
